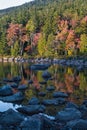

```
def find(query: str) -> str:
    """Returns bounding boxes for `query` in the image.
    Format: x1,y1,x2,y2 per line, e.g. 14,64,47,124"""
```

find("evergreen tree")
11,41,20,56
37,34,46,57
80,34,87,53
46,33,54,57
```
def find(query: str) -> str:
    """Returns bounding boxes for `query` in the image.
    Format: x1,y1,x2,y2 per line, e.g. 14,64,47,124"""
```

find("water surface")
0,62,87,114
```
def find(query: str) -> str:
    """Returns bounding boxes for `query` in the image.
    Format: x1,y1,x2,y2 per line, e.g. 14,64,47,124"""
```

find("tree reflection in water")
0,62,87,105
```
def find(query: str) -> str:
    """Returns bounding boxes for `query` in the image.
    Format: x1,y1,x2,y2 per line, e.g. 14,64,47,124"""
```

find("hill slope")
0,0,87,57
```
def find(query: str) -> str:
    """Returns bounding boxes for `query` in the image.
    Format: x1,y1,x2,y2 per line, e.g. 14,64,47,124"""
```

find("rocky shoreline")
0,100,87,130
0,57,87,69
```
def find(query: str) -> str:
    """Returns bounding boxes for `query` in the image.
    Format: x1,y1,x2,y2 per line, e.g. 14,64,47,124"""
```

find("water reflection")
0,62,87,110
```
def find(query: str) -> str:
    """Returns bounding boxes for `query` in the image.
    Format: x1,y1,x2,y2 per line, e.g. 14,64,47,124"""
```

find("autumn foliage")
0,0,87,57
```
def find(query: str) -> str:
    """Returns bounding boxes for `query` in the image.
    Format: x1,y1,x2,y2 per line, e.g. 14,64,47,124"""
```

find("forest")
0,0,87,58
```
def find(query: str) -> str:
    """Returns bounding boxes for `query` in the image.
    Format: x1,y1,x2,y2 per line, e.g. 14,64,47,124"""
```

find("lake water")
0,62,87,114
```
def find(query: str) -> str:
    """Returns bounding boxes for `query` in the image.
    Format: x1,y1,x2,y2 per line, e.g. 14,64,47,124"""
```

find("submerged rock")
10,83,18,88
53,91,68,98
38,92,46,97
39,81,47,85
0,85,13,96
12,76,21,82
42,98,66,106
3,78,13,82
28,80,33,84
46,86,55,91
28,97,40,105
42,99,58,106
0,92,24,102
42,71,51,79
65,101,79,109
30,64,50,70
80,104,87,119
18,84,28,90
82,100,87,106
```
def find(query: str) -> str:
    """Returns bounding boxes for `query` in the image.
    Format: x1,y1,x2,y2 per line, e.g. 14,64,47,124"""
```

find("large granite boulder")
0,109,24,126
55,108,81,122
39,114,55,130
38,113,61,130
20,116,43,130
64,119,87,130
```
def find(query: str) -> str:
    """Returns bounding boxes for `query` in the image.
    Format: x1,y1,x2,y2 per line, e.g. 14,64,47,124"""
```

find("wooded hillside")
0,0,87,57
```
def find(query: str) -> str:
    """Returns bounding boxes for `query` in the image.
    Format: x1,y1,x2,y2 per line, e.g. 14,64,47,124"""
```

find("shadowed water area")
0,62,87,115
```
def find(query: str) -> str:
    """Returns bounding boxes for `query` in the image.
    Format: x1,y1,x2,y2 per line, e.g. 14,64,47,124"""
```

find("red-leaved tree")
7,23,29,55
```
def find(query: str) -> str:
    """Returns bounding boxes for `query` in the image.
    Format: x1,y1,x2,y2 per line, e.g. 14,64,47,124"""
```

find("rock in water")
28,97,40,105
53,91,68,98
17,105,46,115
0,92,24,102
42,71,51,80
0,85,13,96
64,119,87,130
55,108,82,122
20,117,43,130
18,84,28,90
0,109,24,126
